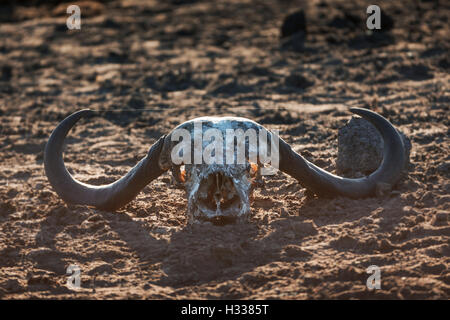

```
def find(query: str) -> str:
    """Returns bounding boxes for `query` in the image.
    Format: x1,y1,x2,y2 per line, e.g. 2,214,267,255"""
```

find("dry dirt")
0,0,449,299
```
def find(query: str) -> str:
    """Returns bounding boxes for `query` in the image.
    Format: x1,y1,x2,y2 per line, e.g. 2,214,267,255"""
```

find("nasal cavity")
214,173,223,203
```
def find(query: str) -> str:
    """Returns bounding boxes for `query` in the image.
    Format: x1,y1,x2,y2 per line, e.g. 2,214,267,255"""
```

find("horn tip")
349,107,366,115
78,109,95,116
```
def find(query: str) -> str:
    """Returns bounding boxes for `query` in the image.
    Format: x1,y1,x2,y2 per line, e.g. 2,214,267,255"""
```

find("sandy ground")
0,0,449,299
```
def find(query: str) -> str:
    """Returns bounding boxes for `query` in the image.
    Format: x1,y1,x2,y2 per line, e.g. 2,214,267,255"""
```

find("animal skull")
44,108,406,224
156,116,279,223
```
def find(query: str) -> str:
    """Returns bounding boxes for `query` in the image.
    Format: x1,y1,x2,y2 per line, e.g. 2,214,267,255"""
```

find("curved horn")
278,107,406,198
44,110,166,211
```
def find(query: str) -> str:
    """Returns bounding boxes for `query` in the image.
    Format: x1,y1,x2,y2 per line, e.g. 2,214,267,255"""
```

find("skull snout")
185,165,252,224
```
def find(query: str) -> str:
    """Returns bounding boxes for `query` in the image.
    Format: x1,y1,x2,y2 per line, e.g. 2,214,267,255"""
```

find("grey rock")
337,116,411,178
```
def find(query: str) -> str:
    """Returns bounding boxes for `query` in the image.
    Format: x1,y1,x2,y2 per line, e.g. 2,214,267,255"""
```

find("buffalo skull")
44,108,406,224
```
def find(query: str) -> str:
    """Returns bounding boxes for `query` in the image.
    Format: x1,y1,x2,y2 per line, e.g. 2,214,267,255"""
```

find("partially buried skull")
44,108,408,225
158,117,271,225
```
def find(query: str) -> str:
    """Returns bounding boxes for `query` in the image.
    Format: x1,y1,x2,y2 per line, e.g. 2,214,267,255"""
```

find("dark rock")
284,72,314,90
366,8,394,32
380,9,394,31
127,96,146,109
280,10,307,38
0,3,14,23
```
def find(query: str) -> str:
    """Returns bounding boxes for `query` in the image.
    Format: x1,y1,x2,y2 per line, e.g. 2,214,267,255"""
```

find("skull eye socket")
179,165,186,182
249,162,263,188
171,165,186,184
250,162,259,176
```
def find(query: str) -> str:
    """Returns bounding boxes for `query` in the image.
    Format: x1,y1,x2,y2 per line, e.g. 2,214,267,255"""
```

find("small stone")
284,72,314,89
128,96,146,109
380,9,395,32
